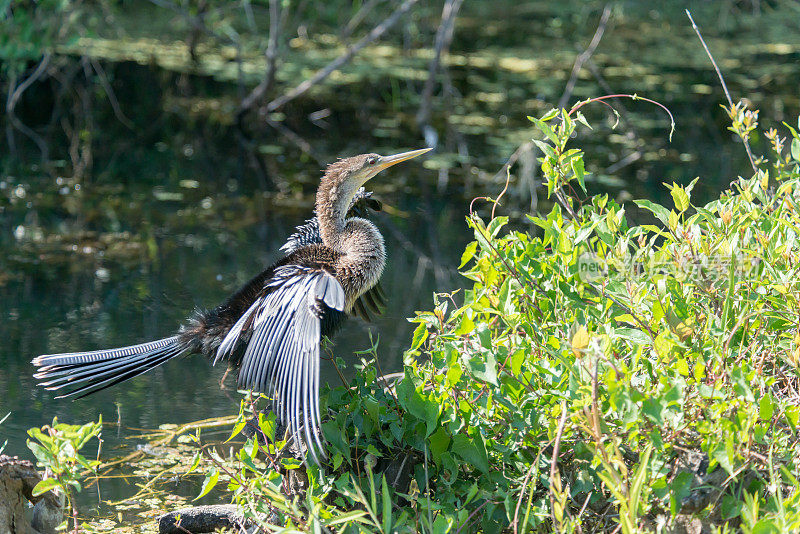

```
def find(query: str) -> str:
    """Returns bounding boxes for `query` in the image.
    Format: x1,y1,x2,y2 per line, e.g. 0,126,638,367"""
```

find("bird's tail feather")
32,336,185,399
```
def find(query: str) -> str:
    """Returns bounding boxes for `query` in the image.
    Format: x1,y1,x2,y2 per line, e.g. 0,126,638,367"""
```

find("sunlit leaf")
194,468,219,500
32,477,59,497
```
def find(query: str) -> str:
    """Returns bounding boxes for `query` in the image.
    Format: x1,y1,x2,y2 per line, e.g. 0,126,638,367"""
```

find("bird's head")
323,148,433,190
318,148,432,226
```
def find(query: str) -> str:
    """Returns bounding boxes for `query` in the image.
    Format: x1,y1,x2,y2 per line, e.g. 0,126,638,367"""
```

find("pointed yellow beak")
374,148,433,172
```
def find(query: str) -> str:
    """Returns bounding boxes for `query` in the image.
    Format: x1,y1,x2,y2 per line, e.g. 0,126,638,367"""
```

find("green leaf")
459,241,478,269
410,322,428,351
225,415,247,443
721,495,743,520
634,199,671,225
332,452,344,470
27,441,53,465
467,351,497,386
759,394,774,421
532,139,555,158
396,380,441,436
363,395,380,423
432,514,454,534
670,186,690,213
258,411,277,442
322,420,350,458
571,157,586,192
613,328,650,345
536,109,559,122
532,118,559,145
785,405,799,430
428,426,451,457
454,314,475,336
642,397,666,425
574,111,592,130
382,475,392,533
452,433,489,474
751,519,779,534
792,137,800,162
322,510,370,527
32,477,59,497
668,210,679,231
487,216,508,237
711,437,735,476
670,471,694,516
194,468,218,500
281,457,302,470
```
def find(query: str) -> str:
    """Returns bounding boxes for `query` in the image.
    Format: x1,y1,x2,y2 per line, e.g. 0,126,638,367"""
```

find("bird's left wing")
215,265,345,462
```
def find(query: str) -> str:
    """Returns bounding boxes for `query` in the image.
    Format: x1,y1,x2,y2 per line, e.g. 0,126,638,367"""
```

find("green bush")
198,105,800,533
27,417,102,531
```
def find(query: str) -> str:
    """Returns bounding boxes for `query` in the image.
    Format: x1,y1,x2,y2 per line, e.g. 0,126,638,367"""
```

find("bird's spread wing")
215,265,344,462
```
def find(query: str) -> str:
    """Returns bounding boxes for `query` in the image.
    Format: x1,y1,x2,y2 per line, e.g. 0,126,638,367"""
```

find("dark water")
2,0,800,509
0,176,467,454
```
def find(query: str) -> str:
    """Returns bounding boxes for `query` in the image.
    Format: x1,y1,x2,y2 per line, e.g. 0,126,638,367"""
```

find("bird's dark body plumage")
32,149,431,462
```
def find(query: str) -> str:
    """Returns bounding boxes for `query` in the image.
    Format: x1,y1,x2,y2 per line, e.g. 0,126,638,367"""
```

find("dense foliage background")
180,108,800,533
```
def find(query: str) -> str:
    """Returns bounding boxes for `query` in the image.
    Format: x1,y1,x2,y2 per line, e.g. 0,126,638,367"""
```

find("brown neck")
316,174,359,251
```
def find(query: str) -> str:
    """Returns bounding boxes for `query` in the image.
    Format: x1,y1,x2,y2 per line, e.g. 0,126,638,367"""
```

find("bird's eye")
367,156,377,165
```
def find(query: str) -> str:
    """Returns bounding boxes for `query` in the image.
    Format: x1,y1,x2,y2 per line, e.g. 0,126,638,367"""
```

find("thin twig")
492,141,533,184
512,451,542,534
416,0,464,144
7,54,51,111
6,54,52,160
424,443,433,531
341,0,386,41
491,167,512,220
89,58,134,129
568,94,674,137
685,10,757,174
237,0,282,117
549,401,569,529
264,115,323,164
557,5,612,110
454,500,491,534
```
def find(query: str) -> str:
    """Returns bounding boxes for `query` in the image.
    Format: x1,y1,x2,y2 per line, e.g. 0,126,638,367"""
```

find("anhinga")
31,148,432,462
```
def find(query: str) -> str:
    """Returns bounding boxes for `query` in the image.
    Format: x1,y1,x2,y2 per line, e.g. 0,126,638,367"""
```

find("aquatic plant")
27,418,102,532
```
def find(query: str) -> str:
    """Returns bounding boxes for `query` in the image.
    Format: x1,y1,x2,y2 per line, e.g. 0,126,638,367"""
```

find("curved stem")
568,94,675,141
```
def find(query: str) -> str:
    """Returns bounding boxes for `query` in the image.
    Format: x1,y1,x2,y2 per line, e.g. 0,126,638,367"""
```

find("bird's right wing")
215,265,345,462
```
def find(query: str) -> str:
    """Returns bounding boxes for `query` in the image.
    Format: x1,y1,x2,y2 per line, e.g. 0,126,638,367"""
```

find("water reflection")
0,180,468,468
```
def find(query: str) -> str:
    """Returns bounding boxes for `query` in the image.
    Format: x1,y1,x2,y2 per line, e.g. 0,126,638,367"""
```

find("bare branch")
686,10,758,174
341,0,387,41
7,54,51,112
416,0,463,130
238,0,282,117
89,58,134,130
557,4,612,110
6,54,52,161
